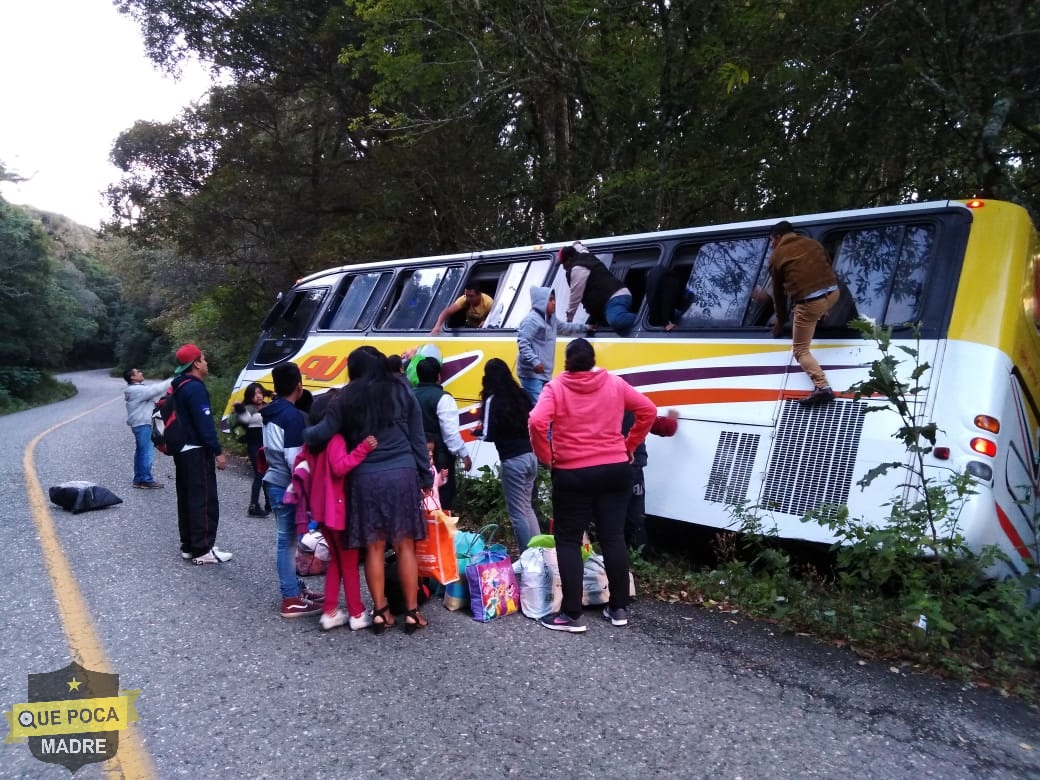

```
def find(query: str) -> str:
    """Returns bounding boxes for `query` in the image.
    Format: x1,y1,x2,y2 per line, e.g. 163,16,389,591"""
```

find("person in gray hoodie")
515,286,591,405
123,368,174,488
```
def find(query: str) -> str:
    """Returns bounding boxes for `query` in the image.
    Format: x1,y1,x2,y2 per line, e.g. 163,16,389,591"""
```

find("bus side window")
446,278,499,329
646,263,692,328
436,255,552,331
320,271,392,331
494,256,553,329
831,224,934,326
378,265,465,330
676,237,769,328
607,246,660,317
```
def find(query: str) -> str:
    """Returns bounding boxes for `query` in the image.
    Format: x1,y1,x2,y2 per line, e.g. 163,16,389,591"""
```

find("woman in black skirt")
304,347,433,633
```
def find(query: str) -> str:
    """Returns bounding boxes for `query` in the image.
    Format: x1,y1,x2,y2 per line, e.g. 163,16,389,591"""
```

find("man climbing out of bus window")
429,286,494,334
560,242,636,335
768,221,840,406
645,265,689,331
516,286,591,404
413,356,471,510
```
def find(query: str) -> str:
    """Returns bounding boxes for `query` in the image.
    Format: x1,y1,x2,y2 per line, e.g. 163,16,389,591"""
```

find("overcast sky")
0,0,212,229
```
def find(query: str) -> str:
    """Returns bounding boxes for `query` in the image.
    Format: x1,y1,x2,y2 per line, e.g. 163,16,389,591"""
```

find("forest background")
1,0,1038,410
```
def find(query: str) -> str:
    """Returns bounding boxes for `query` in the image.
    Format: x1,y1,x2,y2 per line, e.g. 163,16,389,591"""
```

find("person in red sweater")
528,338,656,632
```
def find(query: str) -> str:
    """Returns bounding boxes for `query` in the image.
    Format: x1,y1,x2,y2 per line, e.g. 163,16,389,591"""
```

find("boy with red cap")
171,344,232,564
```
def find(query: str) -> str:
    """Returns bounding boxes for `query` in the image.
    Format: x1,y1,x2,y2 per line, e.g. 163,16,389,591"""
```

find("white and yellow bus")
226,199,1040,577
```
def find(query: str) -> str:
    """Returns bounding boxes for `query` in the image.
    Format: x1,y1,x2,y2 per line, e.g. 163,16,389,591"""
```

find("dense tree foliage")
0,193,131,409
11,0,1040,379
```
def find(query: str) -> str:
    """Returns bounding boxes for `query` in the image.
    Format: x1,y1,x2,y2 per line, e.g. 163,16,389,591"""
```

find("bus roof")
293,199,967,287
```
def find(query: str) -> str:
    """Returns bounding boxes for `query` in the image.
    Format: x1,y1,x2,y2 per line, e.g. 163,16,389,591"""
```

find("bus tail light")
973,415,1000,433
933,446,950,460
966,199,985,208
970,437,997,457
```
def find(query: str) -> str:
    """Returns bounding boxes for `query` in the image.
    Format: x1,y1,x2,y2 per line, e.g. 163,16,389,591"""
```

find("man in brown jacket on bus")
768,221,839,406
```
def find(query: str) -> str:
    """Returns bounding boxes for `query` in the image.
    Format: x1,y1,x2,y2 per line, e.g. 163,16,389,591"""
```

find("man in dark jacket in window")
560,242,636,335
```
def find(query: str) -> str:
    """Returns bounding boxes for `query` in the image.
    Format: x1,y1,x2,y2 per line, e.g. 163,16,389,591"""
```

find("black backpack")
151,377,196,456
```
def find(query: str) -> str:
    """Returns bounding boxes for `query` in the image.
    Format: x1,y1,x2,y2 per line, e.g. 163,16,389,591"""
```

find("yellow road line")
22,397,156,779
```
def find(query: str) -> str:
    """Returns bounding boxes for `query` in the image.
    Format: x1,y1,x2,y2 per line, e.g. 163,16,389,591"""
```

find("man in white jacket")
123,367,174,488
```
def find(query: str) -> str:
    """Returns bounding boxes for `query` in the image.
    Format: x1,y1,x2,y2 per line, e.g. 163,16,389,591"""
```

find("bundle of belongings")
49,481,123,514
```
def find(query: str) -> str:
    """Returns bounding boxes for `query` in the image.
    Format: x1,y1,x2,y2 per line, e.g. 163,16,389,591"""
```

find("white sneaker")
180,551,192,560
192,547,233,565
320,609,348,631
349,611,373,631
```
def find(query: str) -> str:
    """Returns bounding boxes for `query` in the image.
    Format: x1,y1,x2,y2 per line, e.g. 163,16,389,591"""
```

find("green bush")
0,368,75,415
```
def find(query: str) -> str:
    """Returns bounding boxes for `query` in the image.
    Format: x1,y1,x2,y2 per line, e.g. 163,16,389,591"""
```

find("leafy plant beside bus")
708,320,1039,696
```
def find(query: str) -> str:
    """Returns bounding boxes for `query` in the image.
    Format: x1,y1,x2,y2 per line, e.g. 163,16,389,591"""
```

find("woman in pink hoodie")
528,338,656,632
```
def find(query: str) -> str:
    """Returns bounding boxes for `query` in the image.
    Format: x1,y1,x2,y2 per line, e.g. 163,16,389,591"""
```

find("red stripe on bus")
643,388,838,406
995,502,1035,561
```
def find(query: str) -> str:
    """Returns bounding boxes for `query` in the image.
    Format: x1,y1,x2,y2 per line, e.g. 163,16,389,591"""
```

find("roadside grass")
626,534,1040,702
456,465,1035,702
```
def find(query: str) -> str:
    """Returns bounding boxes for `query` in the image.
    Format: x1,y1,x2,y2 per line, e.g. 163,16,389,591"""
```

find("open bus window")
442,255,554,331
320,271,393,331
831,223,934,326
478,256,553,329
647,263,693,327
379,265,465,330
443,267,502,330
253,287,328,366
607,246,660,317
549,246,659,327
673,237,769,327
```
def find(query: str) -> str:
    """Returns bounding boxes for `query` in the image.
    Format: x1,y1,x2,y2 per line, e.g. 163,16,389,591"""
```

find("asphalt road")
1,369,1037,779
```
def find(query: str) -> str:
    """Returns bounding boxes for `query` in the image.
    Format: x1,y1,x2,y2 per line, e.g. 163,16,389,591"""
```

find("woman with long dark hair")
235,381,271,517
304,347,433,633
477,358,540,551
528,338,656,632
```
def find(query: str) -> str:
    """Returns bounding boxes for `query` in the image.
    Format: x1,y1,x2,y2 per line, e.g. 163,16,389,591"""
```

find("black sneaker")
602,606,629,626
247,504,270,517
799,386,835,406
539,611,587,633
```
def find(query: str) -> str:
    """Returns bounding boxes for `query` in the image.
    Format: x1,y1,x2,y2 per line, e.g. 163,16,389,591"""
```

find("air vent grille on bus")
761,400,865,517
705,431,760,505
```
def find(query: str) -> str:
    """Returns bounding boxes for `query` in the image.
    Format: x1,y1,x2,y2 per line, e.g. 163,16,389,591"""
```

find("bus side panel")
922,341,1039,576
640,338,932,544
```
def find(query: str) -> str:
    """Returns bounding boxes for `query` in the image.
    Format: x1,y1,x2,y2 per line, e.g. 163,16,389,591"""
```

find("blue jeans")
132,424,156,484
500,453,540,551
605,293,636,334
266,484,302,599
519,375,548,407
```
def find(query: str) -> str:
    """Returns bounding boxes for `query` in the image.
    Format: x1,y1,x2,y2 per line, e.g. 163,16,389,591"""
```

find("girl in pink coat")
291,391,377,630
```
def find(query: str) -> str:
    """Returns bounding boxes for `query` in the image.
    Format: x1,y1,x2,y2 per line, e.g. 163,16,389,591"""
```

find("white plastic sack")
519,547,562,619
299,530,330,562
582,553,610,606
581,553,637,606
